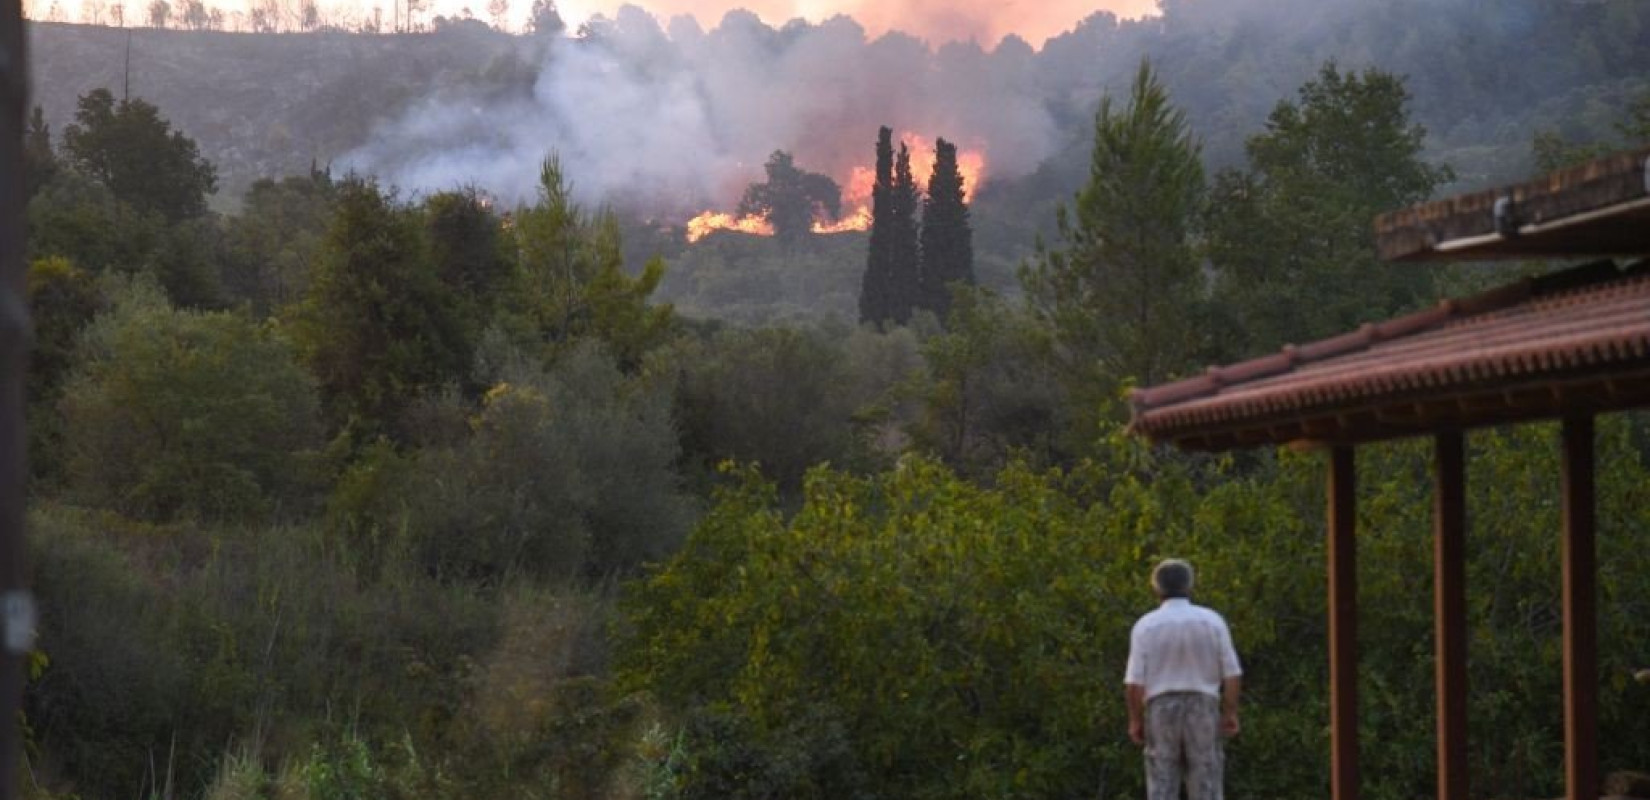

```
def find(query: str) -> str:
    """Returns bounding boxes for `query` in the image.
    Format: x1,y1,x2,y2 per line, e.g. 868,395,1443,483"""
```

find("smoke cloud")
340,5,1070,217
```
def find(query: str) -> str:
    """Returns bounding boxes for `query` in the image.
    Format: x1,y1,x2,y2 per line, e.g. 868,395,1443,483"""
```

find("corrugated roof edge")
1128,259,1644,417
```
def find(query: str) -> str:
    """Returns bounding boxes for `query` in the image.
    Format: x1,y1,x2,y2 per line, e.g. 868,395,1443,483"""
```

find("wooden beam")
1434,431,1469,800
1,0,30,798
1561,415,1598,800
1328,447,1359,800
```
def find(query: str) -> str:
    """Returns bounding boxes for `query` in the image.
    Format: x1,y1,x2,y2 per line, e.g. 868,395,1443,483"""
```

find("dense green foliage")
622,426,1650,800
1205,63,1453,356
291,177,470,442
329,343,693,580
59,280,322,521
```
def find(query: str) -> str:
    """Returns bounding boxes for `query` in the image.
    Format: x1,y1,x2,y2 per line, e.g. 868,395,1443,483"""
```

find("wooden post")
1434,432,1469,800
1561,415,1597,800
0,0,30,797
1327,446,1359,800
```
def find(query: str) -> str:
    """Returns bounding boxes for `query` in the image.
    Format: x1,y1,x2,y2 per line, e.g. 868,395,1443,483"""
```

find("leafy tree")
858,128,922,327
291,177,469,441
424,188,513,369
219,169,337,314
60,88,218,223
58,280,322,521
1021,61,1205,447
917,137,974,320
737,150,842,248
906,287,1056,476
424,188,507,299
1206,63,1451,358
146,0,167,26
510,156,674,370
23,105,57,202
672,326,862,493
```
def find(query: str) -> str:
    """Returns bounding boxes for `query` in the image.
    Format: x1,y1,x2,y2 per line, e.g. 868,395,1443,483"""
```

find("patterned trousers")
1144,692,1224,800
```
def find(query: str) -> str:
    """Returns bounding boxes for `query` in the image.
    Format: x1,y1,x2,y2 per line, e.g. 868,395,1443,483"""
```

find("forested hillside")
28,21,539,200
16,1,1650,799
30,0,1650,204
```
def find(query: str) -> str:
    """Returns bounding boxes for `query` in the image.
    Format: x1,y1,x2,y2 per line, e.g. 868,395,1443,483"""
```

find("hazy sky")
38,0,1160,49
551,1,1159,47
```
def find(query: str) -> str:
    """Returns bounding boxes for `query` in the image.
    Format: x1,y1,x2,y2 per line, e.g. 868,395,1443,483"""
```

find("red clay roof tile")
1130,260,1650,449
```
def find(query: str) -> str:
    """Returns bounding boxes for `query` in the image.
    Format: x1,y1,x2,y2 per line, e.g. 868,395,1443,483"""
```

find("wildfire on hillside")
683,133,987,243
685,211,775,242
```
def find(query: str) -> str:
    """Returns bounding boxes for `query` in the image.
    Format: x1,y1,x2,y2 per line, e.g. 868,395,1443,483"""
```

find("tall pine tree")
858,128,924,327
918,137,974,320
1020,60,1204,446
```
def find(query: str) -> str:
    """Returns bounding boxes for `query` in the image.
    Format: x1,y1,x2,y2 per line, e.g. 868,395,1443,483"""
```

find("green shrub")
24,507,499,800
58,279,323,522
330,342,694,579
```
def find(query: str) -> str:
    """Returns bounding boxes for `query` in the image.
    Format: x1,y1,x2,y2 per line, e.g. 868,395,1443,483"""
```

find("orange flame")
681,134,987,243
811,205,873,234
685,210,775,243
898,131,986,201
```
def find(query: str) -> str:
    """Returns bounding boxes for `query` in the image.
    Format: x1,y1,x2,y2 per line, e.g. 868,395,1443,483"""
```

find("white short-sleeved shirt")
1123,598,1242,700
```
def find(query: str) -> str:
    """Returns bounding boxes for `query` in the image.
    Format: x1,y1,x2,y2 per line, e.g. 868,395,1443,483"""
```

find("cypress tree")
858,128,923,326
887,142,922,321
859,127,898,325
918,137,974,320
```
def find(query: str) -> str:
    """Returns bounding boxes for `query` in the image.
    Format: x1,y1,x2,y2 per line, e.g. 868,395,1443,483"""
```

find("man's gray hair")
1152,559,1195,599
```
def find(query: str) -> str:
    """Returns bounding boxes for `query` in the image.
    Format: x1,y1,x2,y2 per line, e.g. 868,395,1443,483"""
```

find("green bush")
672,325,894,493
330,342,694,579
59,280,323,522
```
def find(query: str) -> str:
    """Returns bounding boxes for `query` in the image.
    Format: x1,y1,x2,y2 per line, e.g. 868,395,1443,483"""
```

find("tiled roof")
1129,260,1650,450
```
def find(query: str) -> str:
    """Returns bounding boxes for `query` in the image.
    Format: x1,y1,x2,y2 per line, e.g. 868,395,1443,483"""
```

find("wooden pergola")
1130,146,1650,800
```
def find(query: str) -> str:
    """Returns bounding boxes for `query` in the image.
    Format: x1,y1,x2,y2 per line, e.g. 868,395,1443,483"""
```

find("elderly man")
1124,559,1242,800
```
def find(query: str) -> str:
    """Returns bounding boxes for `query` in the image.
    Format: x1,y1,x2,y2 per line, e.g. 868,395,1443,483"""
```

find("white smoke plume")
340,4,1064,217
